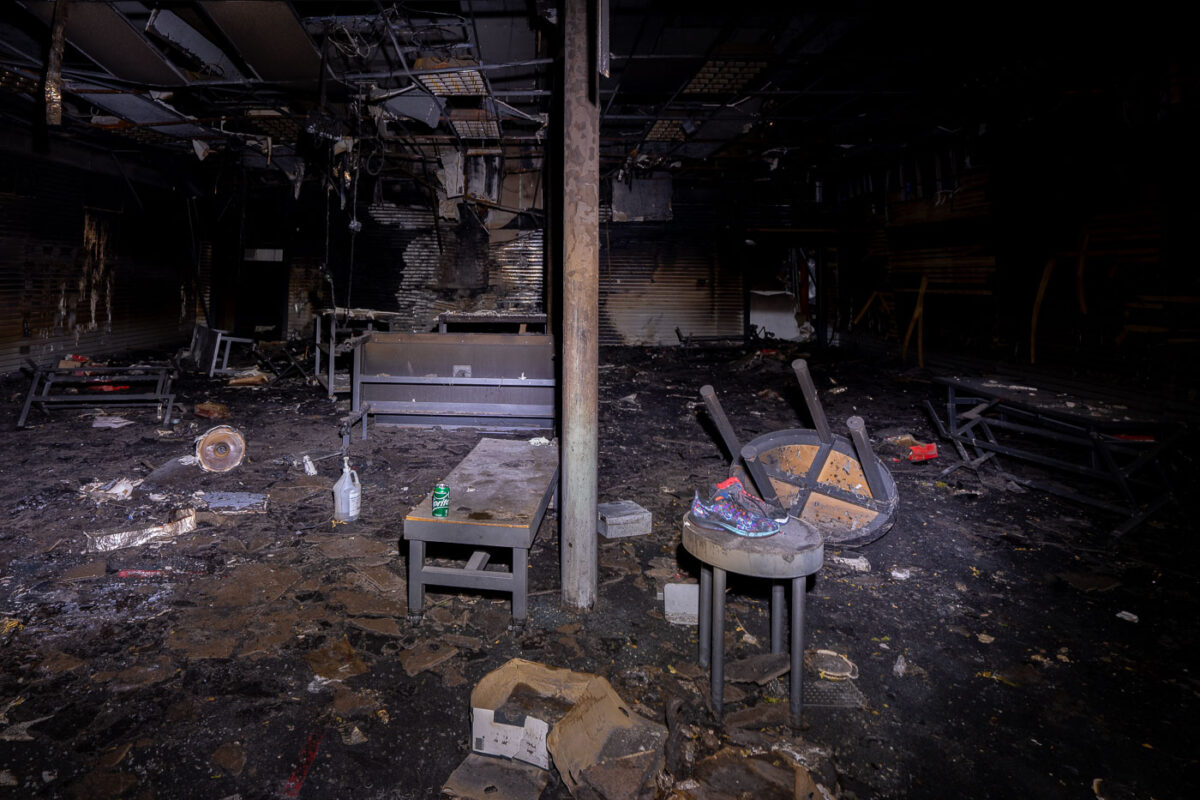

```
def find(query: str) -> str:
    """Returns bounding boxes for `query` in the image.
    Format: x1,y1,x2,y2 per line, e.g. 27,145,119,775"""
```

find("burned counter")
350,331,555,430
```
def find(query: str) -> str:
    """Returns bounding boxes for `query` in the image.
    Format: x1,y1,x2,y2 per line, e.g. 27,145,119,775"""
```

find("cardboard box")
471,658,669,797
471,659,596,769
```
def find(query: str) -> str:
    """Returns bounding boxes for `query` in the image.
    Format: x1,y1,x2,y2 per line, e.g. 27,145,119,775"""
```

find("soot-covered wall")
0,150,195,375
220,176,546,340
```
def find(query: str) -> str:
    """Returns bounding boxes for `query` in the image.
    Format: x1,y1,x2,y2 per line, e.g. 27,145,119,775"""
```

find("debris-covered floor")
1,345,1197,799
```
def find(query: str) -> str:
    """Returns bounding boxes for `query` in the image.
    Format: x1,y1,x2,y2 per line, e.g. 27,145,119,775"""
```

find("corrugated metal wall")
0,153,191,375
599,221,743,346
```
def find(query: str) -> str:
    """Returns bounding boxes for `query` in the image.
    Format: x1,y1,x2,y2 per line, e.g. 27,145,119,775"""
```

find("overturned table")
404,438,559,624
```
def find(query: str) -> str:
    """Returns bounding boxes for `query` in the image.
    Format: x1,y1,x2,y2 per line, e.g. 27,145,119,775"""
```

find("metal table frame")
18,362,175,428
403,438,559,625
925,377,1181,537
189,324,255,378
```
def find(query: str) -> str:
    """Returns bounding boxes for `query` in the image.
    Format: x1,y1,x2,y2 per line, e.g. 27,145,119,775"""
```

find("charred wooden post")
44,0,70,126
560,0,600,609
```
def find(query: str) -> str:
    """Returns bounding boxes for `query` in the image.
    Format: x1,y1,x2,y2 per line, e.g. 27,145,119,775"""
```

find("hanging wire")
322,148,339,317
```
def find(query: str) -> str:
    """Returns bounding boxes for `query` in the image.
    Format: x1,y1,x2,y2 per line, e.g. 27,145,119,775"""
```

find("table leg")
790,575,807,726
17,371,42,428
512,547,528,622
771,582,785,654
698,565,712,668
407,539,425,623
711,567,726,718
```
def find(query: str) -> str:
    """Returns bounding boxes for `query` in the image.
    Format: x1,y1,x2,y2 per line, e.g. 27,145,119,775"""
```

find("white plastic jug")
332,457,361,522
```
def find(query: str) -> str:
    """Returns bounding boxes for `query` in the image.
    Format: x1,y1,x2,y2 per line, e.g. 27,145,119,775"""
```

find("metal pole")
711,567,727,718
698,564,711,668
560,0,599,609
771,582,785,654
790,576,806,726
699,384,742,466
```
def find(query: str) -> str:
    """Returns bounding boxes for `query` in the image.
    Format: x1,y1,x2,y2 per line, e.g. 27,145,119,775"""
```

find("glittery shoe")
714,476,789,523
689,489,781,537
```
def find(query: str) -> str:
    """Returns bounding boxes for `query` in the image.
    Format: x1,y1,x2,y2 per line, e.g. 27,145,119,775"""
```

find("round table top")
681,513,824,579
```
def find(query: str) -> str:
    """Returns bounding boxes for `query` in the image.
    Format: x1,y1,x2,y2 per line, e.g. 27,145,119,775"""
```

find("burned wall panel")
0,153,191,375
341,202,543,334
599,225,742,346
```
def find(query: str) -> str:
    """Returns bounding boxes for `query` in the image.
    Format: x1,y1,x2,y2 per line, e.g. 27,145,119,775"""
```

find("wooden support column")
560,0,599,609
44,0,70,126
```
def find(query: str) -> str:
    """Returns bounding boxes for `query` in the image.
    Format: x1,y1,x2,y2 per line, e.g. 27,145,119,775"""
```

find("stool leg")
512,547,528,623
711,567,726,718
790,575,807,726
771,582,785,654
407,539,425,623
698,565,712,668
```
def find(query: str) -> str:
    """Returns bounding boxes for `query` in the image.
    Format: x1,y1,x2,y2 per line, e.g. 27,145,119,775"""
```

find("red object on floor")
282,729,325,798
909,443,939,461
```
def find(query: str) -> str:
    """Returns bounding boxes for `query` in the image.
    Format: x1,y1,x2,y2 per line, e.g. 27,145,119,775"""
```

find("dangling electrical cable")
345,153,360,312
323,165,338,316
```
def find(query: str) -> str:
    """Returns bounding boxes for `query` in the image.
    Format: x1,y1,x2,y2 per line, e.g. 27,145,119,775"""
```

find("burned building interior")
0,2,1197,798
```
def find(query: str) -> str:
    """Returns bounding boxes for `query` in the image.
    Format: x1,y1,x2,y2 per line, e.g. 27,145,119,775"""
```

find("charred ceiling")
0,2,1185,199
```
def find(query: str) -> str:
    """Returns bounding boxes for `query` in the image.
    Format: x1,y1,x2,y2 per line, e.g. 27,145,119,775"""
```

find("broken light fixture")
413,57,487,96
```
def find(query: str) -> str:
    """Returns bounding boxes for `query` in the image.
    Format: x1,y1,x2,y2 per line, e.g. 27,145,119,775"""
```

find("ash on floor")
0,345,1195,799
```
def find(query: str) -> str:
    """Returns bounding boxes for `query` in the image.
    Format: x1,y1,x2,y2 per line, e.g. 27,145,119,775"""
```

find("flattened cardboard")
443,753,548,800
546,676,668,798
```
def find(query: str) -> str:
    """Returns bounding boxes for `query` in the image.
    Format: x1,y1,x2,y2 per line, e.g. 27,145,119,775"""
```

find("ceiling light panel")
646,120,685,142
683,60,766,95
448,109,499,139
413,58,486,96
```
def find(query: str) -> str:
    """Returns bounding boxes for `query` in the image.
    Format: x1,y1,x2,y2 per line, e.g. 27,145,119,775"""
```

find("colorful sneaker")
714,476,789,523
690,490,781,537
